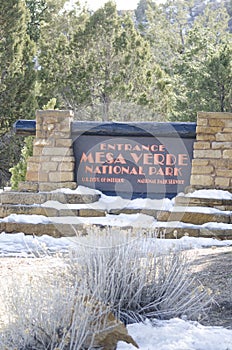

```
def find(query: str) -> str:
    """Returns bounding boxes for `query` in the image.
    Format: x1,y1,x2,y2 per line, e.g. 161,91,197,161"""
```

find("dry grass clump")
68,232,212,324
0,229,213,349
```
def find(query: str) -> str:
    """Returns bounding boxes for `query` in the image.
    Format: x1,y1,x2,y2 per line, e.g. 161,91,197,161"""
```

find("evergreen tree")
69,1,156,121
38,0,89,109
172,3,232,121
0,0,37,134
0,0,37,187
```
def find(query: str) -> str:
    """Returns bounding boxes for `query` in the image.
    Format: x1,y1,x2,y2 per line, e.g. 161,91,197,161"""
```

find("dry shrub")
0,229,213,349
67,232,212,324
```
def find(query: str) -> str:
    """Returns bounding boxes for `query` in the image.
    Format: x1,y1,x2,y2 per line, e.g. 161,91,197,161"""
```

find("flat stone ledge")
0,192,48,205
110,208,231,225
51,193,100,204
175,196,232,211
158,211,230,225
0,205,58,218
1,221,232,240
0,192,100,206
0,222,87,238
38,182,77,192
18,181,39,192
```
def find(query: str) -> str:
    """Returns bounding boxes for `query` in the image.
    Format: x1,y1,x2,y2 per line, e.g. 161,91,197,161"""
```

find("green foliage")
143,0,232,121
0,0,36,187
38,1,171,121
0,133,24,189
25,0,47,42
9,136,34,189
0,0,37,134
172,3,232,121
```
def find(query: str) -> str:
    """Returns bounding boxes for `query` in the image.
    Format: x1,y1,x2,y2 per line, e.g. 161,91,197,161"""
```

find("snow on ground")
0,231,232,349
118,318,232,350
0,231,232,257
1,187,232,348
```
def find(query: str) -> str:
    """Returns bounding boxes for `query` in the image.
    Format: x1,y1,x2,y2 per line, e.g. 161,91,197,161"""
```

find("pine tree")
0,0,37,134
172,3,232,121
0,0,37,187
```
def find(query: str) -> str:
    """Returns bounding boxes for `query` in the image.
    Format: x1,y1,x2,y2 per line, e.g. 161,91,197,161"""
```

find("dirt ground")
187,246,232,329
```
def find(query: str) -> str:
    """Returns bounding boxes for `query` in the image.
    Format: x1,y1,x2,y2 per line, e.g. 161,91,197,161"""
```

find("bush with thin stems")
0,229,213,349
67,230,212,324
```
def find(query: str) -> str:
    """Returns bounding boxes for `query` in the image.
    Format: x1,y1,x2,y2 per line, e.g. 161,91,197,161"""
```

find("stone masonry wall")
190,112,232,191
20,110,77,192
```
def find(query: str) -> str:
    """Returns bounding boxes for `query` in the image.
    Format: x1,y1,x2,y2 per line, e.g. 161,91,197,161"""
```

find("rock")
83,298,139,350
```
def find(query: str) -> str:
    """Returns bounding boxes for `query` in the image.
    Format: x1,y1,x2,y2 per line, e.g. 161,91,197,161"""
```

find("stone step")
109,208,231,225
0,204,105,218
175,195,232,211
0,202,230,225
0,191,100,205
0,220,232,240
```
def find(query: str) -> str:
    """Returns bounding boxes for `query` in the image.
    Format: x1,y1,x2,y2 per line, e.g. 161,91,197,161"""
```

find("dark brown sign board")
72,122,196,199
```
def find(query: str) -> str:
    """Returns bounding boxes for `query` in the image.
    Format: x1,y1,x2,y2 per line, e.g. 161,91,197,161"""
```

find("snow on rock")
185,189,232,200
49,186,174,211
51,213,156,228
51,185,101,195
170,206,231,214
1,214,52,224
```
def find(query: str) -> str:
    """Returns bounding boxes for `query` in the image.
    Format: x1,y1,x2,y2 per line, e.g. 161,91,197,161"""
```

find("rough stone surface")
18,181,39,192
0,205,58,218
48,172,74,183
175,195,232,211
190,112,232,192
26,110,75,190
0,192,48,205
173,211,229,225
38,182,77,192
215,177,230,188
190,175,214,187
193,150,221,159
191,166,214,175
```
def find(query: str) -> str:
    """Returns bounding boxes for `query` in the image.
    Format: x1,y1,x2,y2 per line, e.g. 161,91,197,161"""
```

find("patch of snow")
118,318,232,350
0,232,71,257
48,186,174,211
171,206,230,214
51,185,101,195
1,214,52,224
51,213,156,228
0,231,231,258
185,189,232,200
202,222,232,229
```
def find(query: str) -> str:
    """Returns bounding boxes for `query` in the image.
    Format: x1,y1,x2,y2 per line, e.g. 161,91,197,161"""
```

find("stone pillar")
19,110,77,192
189,112,232,191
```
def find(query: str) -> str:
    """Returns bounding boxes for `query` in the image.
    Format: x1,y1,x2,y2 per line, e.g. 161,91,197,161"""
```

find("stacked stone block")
190,112,232,191
21,110,76,192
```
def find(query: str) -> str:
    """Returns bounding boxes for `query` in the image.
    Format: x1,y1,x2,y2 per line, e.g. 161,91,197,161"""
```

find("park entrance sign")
72,122,196,198
14,116,196,198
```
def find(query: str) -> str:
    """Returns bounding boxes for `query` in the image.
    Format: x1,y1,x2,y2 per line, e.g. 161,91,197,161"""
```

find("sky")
82,0,165,11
